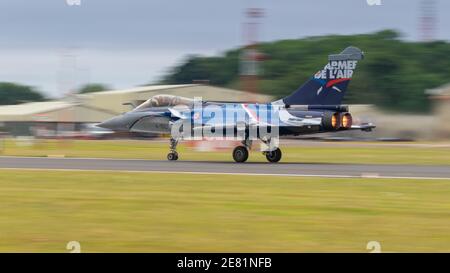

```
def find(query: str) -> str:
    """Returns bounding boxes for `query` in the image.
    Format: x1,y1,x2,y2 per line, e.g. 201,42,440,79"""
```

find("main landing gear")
232,139,251,163
232,146,249,163
261,137,282,163
263,148,282,163
232,139,283,163
167,138,179,161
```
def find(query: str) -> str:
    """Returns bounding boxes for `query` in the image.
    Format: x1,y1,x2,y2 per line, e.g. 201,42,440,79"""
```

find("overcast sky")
0,0,448,97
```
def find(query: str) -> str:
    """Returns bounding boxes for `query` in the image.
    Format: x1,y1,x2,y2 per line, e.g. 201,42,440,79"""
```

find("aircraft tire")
167,152,178,161
265,148,282,163
233,146,249,163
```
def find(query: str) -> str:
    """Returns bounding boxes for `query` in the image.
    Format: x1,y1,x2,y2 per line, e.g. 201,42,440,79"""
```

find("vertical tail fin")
279,46,364,106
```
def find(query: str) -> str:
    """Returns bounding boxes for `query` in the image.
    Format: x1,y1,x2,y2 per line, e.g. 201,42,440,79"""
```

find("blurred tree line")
161,30,450,113
78,83,110,94
0,83,110,105
0,82,46,105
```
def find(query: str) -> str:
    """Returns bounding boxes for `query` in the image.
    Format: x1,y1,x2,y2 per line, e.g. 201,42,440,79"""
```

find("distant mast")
240,7,265,102
419,0,437,42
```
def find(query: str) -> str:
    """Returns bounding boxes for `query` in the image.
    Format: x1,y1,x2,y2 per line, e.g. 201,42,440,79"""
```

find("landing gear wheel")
167,152,178,161
167,138,179,161
233,146,249,163
265,148,282,163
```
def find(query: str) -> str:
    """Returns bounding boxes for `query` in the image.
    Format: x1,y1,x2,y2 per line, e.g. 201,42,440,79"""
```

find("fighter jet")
98,46,375,163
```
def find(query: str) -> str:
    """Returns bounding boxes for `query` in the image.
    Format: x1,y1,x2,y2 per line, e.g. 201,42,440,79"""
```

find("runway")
0,156,449,179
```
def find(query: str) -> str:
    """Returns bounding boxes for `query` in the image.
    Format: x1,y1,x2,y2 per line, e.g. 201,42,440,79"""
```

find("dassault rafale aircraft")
98,46,375,163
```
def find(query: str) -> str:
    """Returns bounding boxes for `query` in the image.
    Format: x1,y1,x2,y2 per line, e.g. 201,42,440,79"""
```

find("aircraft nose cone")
97,116,125,131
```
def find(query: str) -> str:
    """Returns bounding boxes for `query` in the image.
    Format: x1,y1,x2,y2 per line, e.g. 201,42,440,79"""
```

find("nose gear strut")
167,138,179,161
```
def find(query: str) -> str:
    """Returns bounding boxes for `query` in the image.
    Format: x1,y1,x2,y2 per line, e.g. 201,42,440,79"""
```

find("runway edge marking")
0,167,449,180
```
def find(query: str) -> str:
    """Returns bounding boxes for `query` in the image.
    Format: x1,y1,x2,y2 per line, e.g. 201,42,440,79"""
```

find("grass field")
1,139,450,165
0,170,449,252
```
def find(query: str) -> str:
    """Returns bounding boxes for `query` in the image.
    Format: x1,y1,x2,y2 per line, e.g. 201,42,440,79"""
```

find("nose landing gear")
167,151,178,161
167,138,179,161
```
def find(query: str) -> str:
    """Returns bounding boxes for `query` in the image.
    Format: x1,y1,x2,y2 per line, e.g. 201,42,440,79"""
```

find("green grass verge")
1,139,450,165
0,170,449,252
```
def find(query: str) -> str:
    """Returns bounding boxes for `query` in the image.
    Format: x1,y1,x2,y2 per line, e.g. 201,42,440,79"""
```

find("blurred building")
302,105,435,141
0,101,113,136
337,86,450,141
80,84,272,115
0,84,273,136
427,83,450,138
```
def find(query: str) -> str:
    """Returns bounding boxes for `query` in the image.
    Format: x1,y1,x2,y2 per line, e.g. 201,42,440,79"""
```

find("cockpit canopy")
134,95,194,110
